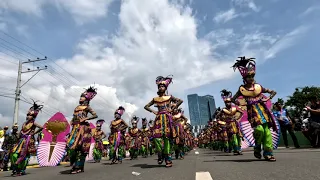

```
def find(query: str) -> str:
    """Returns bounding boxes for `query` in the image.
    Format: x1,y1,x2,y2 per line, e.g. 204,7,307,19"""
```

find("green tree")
285,86,320,118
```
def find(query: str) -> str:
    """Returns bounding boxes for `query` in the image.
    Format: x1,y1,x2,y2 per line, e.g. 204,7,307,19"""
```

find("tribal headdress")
156,75,173,88
220,89,232,102
232,56,256,78
114,106,125,116
96,119,105,127
27,101,44,119
12,123,18,130
131,115,139,125
141,118,147,127
81,86,97,104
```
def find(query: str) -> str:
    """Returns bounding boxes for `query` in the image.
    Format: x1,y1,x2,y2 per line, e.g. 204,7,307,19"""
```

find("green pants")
253,123,273,156
229,134,242,152
153,137,172,162
93,148,102,162
109,145,124,162
11,153,29,174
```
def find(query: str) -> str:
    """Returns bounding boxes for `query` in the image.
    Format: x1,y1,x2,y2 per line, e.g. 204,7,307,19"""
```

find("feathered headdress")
232,56,256,78
131,115,139,125
220,89,232,102
27,101,43,118
156,75,173,88
81,86,97,102
141,118,147,126
114,106,125,116
96,119,105,127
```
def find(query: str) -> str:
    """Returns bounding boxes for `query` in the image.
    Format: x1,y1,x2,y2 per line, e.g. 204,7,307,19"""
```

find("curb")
26,162,69,169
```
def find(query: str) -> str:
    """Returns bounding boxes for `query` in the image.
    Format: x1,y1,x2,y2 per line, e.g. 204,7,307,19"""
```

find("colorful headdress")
114,106,125,116
220,89,232,102
131,115,139,125
27,101,43,118
141,118,147,126
232,56,256,78
12,123,18,130
81,86,97,102
96,119,105,127
156,75,173,88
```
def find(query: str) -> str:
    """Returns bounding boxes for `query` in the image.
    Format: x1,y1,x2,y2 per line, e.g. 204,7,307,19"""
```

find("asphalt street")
1,148,320,180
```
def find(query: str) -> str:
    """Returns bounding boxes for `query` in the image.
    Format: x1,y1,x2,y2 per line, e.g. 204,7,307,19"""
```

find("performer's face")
133,123,137,127
225,101,231,107
158,84,166,93
26,114,33,121
114,113,121,119
79,97,86,104
245,74,255,84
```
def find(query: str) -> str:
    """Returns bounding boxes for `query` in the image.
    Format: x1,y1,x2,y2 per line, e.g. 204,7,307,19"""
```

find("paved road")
1,148,320,180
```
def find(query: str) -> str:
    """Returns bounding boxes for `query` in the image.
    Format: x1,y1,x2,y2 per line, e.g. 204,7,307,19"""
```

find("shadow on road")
131,163,165,169
203,159,262,163
59,169,71,175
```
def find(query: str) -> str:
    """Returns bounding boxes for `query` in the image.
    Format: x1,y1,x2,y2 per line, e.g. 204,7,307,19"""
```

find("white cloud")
0,0,45,16
213,8,238,23
0,0,114,24
264,25,310,60
232,0,260,12
299,6,320,18
53,0,114,24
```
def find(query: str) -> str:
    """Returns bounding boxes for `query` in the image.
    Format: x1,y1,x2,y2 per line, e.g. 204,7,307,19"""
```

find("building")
187,94,216,126
191,125,206,138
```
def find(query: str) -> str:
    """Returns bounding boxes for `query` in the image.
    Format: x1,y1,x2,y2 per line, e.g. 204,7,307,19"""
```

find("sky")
0,0,319,132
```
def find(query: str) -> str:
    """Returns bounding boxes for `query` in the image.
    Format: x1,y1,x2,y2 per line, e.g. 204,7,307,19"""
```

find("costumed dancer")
67,86,98,174
128,116,141,160
231,56,277,161
148,120,155,156
11,102,43,176
219,89,244,155
1,124,19,171
109,106,128,164
216,108,229,152
144,75,183,167
172,108,187,159
93,119,106,163
140,118,151,158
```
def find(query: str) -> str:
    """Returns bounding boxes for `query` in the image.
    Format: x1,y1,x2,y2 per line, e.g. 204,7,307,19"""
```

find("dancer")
1,124,19,171
109,106,128,164
231,56,277,161
128,116,141,160
93,119,106,163
219,89,244,155
144,75,183,167
67,86,98,174
11,102,43,176
140,118,151,158
172,108,187,159
148,120,155,156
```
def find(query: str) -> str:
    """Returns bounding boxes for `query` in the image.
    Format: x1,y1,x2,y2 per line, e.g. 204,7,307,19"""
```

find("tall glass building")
187,94,216,126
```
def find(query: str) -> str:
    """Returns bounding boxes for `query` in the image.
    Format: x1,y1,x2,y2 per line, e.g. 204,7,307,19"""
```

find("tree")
285,86,320,118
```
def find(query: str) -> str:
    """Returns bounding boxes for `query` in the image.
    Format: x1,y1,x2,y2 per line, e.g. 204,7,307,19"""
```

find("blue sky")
0,0,319,126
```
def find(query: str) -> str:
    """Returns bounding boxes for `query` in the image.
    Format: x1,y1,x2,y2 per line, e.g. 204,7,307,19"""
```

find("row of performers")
198,56,281,162
2,73,194,176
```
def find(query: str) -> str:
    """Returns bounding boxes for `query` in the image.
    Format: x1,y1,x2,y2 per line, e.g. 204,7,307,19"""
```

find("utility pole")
13,57,47,125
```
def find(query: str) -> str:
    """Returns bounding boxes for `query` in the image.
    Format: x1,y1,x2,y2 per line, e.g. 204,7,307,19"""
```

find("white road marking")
196,172,213,180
